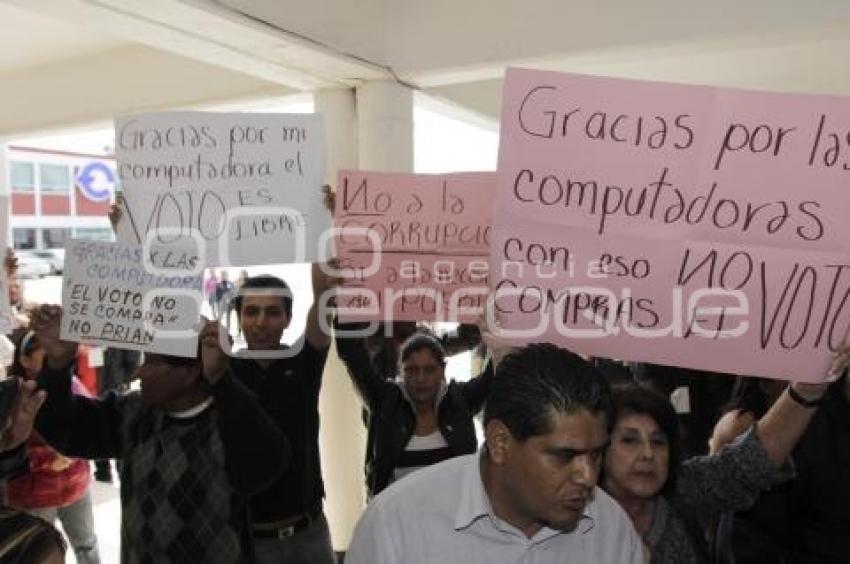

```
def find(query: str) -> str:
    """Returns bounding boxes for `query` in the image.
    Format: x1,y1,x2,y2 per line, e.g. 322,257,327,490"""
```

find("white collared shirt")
346,452,643,564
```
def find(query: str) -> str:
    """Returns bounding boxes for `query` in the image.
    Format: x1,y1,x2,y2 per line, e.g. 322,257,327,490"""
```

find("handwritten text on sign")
114,112,329,267
335,171,494,322
493,68,850,381
60,239,203,357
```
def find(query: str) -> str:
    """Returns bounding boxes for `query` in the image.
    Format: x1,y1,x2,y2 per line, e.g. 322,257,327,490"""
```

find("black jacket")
35,361,290,563
335,322,494,497
0,446,25,481
722,382,850,564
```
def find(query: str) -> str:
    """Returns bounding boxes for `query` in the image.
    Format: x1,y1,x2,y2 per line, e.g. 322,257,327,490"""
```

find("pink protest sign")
335,171,493,322
492,67,850,381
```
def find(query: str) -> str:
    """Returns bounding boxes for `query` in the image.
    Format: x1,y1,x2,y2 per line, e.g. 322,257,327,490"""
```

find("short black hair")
233,275,293,318
400,333,447,369
484,343,611,442
609,383,681,494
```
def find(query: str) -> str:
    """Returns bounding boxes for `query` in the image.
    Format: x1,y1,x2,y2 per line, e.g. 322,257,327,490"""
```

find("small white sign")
60,239,203,357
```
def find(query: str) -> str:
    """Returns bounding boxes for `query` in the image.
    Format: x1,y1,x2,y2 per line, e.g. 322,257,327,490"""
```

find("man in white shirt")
346,343,643,564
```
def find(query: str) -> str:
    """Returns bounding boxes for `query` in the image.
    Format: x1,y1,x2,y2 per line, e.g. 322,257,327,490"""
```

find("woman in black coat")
335,322,493,497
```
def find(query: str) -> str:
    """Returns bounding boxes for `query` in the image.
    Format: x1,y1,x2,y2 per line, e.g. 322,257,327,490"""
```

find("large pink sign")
492,68,850,381
336,171,493,322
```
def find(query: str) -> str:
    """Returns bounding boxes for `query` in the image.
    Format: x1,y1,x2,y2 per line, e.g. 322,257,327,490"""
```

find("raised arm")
304,262,340,351
334,319,390,408
457,358,494,414
108,196,123,234
0,379,46,478
0,379,46,454
754,348,848,466
31,305,124,460
200,320,290,495
439,324,482,357
675,343,850,521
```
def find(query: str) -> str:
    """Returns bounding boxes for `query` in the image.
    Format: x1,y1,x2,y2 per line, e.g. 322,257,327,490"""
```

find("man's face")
139,354,200,408
489,408,609,534
239,294,290,351
401,348,444,406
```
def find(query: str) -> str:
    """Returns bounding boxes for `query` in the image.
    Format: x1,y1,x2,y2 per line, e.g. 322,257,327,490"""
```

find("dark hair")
400,333,447,369
233,275,293,318
0,507,66,563
484,343,612,442
9,328,38,379
609,383,681,494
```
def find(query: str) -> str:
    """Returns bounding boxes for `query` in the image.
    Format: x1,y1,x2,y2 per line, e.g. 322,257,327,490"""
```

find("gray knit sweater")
645,428,793,564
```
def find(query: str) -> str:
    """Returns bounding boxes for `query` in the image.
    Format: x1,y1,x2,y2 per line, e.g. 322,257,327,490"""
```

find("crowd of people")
0,199,847,564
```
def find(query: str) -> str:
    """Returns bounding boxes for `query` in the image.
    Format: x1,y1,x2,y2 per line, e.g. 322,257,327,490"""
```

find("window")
10,161,35,192
39,163,70,193
42,228,67,249
72,227,114,242
13,228,36,250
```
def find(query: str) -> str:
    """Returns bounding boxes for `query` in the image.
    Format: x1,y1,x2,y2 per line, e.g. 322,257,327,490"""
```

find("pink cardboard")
492,68,850,381
336,170,494,322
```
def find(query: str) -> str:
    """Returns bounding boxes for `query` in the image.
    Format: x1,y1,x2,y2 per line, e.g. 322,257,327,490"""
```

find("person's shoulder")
582,488,642,562
116,391,148,421
589,486,636,530
278,339,329,374
271,340,327,369
372,455,473,512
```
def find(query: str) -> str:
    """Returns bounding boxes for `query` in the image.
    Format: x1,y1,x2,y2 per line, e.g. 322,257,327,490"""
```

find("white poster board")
61,239,203,357
114,112,329,267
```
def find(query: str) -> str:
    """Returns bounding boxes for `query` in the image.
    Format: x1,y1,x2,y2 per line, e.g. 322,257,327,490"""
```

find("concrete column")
316,88,359,187
315,80,414,553
0,143,7,195
314,88,366,553
356,81,414,171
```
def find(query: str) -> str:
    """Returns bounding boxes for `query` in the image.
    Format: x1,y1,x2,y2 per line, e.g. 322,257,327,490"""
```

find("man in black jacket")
31,304,290,563
228,267,337,564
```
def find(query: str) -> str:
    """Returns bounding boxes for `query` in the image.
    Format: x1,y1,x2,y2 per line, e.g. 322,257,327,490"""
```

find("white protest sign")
61,239,203,357
114,112,329,267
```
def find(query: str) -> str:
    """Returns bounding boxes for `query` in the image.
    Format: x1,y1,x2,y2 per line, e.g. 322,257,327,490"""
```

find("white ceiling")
3,0,850,136
0,3,126,72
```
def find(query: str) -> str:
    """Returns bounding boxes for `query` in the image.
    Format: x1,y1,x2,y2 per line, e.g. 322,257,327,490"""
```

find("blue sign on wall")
75,161,116,203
